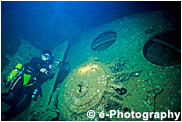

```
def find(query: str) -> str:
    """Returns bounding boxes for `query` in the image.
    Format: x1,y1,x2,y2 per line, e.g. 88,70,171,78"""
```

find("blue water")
1,1,181,121
1,1,180,70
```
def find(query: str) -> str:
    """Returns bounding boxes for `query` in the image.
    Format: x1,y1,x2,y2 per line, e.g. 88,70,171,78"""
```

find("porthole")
143,30,181,66
91,31,117,51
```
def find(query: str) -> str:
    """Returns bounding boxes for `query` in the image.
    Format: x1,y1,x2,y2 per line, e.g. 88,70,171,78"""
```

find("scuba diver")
2,50,55,120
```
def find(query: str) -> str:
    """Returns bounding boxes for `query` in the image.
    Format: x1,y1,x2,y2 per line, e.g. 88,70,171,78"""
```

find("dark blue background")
1,1,180,70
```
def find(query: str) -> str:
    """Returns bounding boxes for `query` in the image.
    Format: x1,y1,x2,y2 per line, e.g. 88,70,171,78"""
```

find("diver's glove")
44,69,55,78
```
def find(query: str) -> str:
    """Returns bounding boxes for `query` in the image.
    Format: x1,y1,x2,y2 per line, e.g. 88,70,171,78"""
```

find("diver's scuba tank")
5,63,23,87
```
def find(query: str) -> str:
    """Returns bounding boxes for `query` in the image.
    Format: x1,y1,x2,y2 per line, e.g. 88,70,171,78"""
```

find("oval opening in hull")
91,31,117,51
143,30,181,66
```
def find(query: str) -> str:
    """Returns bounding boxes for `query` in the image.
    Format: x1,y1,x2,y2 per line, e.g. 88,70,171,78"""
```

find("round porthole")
143,30,181,66
91,31,117,51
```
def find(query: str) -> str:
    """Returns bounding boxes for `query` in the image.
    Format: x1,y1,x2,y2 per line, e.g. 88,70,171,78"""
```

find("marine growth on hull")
59,11,181,121
58,59,164,121
1,9,180,121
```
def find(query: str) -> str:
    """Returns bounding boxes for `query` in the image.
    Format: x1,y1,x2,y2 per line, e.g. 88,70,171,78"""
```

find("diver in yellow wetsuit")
2,50,55,120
